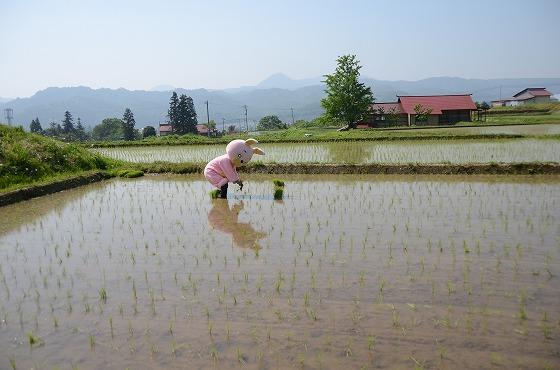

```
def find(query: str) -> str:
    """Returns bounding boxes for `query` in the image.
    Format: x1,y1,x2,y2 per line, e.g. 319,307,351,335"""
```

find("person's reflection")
208,200,266,249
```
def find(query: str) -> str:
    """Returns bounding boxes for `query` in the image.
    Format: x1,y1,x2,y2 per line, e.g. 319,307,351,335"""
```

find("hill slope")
0,124,113,190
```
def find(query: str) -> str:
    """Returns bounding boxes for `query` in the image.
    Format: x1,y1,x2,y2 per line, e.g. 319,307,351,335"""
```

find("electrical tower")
4,108,13,126
291,107,295,125
243,105,248,133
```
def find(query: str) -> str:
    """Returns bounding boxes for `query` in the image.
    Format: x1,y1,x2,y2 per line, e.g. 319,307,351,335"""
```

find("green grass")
488,102,560,114
0,124,118,190
484,112,560,125
114,169,144,178
89,120,560,149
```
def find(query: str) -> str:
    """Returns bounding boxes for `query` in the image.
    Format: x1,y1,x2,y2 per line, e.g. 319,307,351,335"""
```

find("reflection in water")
207,200,266,249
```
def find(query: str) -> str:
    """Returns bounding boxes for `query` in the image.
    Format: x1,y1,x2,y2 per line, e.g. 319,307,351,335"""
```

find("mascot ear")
252,147,265,155
245,138,258,147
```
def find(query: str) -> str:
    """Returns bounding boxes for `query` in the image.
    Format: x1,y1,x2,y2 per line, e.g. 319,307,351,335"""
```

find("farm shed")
361,94,477,127
491,87,552,107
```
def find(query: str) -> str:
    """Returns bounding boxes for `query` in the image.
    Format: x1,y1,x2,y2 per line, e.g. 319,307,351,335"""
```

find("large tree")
142,125,157,138
62,111,75,133
175,94,197,134
257,115,287,130
92,118,124,141
75,117,87,141
321,55,374,130
30,117,42,133
167,92,179,132
122,108,136,141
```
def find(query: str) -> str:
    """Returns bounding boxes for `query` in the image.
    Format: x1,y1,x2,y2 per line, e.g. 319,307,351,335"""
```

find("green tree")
206,119,216,131
321,55,374,130
142,125,157,138
167,92,179,132
122,108,136,141
62,111,75,133
75,117,87,141
257,115,287,130
387,107,402,126
92,118,124,141
480,101,490,110
413,104,433,124
30,117,42,133
175,94,197,134
43,121,61,137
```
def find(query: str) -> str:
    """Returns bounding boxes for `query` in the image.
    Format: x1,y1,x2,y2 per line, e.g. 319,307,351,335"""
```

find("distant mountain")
0,97,12,103
2,76,559,130
256,73,324,90
221,73,323,93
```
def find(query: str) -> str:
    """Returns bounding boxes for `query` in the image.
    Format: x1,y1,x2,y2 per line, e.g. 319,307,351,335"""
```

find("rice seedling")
1,174,558,369
27,331,43,348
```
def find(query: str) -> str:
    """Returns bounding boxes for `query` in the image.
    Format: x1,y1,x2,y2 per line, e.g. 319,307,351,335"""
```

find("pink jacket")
204,154,239,188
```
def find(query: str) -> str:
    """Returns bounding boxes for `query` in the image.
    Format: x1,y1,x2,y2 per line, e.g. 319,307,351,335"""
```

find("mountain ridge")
2,75,559,129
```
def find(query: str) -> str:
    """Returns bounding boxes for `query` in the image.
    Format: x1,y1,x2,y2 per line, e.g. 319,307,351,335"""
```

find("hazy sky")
1,0,559,98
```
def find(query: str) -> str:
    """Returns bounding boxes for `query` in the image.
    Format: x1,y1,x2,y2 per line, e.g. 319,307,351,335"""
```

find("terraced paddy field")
1,174,559,369
92,138,560,165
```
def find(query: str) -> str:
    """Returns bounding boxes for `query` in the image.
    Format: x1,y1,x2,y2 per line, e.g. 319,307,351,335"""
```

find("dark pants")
220,184,228,199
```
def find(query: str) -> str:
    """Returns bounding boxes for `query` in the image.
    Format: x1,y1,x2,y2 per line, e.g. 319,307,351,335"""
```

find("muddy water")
92,138,560,164
0,175,559,369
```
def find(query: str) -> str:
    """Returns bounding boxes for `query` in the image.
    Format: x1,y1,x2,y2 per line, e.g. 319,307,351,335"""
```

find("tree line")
26,91,200,141
29,108,141,142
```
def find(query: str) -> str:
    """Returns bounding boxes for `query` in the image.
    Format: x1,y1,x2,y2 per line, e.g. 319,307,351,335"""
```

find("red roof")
159,124,172,133
196,124,209,134
397,95,476,114
513,88,551,98
372,102,403,114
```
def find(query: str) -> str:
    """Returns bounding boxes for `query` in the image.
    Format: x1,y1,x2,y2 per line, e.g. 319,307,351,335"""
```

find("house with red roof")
491,88,552,107
361,94,477,127
158,122,215,136
158,123,173,136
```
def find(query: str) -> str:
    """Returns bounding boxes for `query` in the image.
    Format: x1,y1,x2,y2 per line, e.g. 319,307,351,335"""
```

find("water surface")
0,175,559,369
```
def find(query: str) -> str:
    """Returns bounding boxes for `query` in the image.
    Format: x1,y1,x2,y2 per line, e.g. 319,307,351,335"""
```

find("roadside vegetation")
0,124,118,192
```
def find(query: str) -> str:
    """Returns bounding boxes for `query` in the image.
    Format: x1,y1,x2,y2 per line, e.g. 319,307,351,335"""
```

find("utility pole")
4,108,13,126
205,100,210,137
243,105,248,133
290,107,295,125
222,118,225,134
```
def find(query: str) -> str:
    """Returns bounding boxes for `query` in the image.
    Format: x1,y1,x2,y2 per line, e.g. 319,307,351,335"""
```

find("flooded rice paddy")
0,174,559,369
93,139,560,164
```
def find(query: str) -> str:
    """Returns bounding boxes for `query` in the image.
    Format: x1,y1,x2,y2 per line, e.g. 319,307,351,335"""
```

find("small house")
491,88,552,107
158,123,173,136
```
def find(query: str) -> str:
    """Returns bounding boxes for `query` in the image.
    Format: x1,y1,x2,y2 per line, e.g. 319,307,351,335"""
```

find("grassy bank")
89,128,550,148
130,161,560,176
0,124,119,192
0,171,113,206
